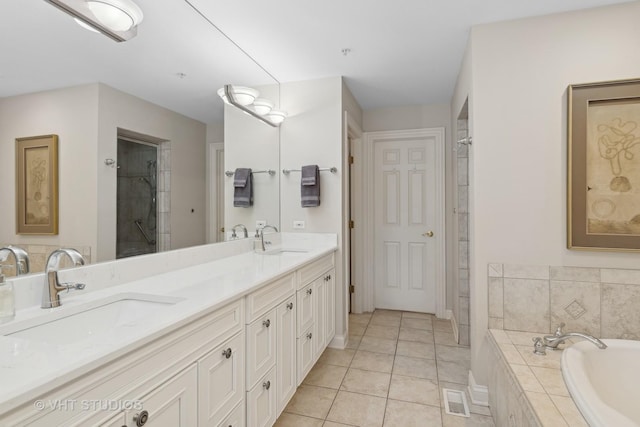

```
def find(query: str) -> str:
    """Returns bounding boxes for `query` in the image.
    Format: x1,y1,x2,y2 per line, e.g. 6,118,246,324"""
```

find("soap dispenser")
0,266,15,323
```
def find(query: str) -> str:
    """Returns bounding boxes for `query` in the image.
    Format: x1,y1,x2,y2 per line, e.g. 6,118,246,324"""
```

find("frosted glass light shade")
87,0,143,32
231,86,259,106
253,98,274,115
217,87,229,104
266,110,287,124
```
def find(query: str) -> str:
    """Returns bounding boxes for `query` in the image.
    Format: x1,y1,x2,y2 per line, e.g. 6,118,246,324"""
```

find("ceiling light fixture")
44,0,143,42
219,85,286,127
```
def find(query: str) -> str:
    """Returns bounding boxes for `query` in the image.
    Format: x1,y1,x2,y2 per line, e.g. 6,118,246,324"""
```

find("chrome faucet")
42,248,86,309
258,225,279,251
534,323,607,355
0,246,30,275
231,224,248,239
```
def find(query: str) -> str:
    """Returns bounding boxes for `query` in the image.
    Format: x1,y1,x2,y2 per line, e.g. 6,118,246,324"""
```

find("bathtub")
562,339,640,427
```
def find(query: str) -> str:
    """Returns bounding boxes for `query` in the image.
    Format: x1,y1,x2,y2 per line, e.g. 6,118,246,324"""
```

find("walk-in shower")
116,139,158,258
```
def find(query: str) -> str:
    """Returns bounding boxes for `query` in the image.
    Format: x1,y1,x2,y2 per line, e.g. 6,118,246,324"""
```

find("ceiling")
0,0,634,123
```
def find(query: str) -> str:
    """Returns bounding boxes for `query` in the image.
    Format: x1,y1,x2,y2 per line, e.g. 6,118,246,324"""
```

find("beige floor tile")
323,422,358,427
351,350,395,373
373,309,403,318
434,331,461,346
393,355,437,380
388,374,440,406
365,324,400,340
349,323,367,337
399,327,434,343
318,348,356,367
439,381,492,417
284,384,337,419
326,390,387,427
384,399,442,427
402,311,434,320
441,409,495,427
401,317,433,331
359,336,397,355
346,334,362,350
437,360,469,385
341,368,391,397
433,319,453,332
396,340,436,359
350,312,373,326
275,413,325,427
435,345,471,363
370,315,402,327
304,363,348,389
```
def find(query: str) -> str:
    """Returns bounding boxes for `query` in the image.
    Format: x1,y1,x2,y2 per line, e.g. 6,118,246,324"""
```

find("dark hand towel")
233,168,253,207
301,165,320,207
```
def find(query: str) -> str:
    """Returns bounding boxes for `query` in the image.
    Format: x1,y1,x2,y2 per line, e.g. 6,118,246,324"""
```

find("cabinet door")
296,324,314,385
198,332,245,427
246,367,276,427
313,277,326,361
217,401,245,427
97,412,126,426
276,296,296,416
246,308,277,389
128,364,197,427
324,269,336,345
297,282,314,335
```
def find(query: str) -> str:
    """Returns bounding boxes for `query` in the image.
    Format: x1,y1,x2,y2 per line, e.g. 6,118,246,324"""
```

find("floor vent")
443,388,471,417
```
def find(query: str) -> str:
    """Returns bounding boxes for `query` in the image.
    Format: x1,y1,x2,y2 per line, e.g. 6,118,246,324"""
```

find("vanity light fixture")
44,0,144,42
219,85,286,127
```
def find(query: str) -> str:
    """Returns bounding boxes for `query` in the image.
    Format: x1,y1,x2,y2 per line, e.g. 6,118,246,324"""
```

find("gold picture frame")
568,79,640,251
16,135,59,235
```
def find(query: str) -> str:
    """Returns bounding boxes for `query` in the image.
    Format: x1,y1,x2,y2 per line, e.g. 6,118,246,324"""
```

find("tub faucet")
231,224,248,239
42,248,86,309
542,323,607,350
258,225,279,252
0,246,30,275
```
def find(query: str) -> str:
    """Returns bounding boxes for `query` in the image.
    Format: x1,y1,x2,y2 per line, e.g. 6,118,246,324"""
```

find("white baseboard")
328,334,347,350
450,313,459,343
467,370,489,407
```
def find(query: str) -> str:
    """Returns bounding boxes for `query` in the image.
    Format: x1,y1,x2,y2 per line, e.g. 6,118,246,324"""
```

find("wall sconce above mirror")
218,85,287,127
44,0,143,42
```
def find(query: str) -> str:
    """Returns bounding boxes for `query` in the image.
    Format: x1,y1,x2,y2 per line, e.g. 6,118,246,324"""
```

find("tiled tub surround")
488,263,640,339
487,329,588,426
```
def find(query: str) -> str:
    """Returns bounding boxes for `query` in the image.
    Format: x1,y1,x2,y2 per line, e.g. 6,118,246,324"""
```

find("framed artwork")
16,135,59,235
568,79,640,251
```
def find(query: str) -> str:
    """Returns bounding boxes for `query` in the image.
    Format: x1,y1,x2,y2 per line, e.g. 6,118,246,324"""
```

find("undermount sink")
261,248,309,255
1,293,184,346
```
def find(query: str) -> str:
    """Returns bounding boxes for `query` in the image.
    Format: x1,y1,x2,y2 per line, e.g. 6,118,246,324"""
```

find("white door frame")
359,128,446,318
206,142,224,243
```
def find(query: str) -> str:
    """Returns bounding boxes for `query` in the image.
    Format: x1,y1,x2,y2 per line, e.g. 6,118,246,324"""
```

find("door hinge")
349,285,355,293
349,155,354,165
349,220,354,229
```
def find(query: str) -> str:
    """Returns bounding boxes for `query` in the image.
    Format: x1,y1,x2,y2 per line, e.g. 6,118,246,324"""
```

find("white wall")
280,77,347,341
97,84,207,261
464,1,640,385
0,85,99,254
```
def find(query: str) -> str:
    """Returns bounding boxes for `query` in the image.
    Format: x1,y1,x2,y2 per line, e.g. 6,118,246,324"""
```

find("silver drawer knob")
307,332,313,339
287,302,293,310
263,319,271,328
222,348,232,359
263,380,271,390
134,410,149,427
307,288,313,295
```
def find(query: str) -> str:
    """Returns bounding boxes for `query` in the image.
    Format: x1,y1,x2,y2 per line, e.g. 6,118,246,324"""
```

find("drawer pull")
263,319,271,328
263,380,271,390
134,410,149,427
307,332,313,339
307,288,313,295
287,302,293,310
222,348,233,359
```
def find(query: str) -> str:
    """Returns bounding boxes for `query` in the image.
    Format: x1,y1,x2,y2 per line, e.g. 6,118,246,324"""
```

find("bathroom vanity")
0,234,337,427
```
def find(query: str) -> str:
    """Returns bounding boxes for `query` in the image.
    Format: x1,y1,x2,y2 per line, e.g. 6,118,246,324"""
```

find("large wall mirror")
0,0,280,275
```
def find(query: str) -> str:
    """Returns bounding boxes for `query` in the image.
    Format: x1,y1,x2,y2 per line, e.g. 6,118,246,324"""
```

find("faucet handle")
554,322,566,337
532,337,546,355
60,282,86,292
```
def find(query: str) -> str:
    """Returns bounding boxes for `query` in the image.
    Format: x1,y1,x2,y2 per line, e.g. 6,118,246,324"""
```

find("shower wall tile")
550,281,601,337
457,186,468,213
457,158,468,186
601,283,640,340
503,264,549,280
600,268,640,285
458,241,468,269
458,213,468,241
488,263,503,278
459,296,469,326
488,277,504,318
503,278,550,333
550,267,600,283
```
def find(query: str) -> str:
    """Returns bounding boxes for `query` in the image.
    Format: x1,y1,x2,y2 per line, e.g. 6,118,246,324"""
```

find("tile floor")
274,309,495,427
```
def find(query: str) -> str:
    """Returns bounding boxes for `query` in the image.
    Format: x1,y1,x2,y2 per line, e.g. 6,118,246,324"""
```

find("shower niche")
116,138,158,258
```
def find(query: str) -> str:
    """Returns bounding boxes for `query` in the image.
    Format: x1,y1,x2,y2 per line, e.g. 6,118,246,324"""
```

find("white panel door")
276,296,296,416
374,136,438,313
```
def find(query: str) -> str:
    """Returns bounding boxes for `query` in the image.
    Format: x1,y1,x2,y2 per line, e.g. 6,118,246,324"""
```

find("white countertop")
0,233,337,415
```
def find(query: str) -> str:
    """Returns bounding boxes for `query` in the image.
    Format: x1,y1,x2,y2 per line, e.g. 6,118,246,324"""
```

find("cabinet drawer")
246,367,276,427
198,333,245,427
296,253,335,288
297,324,315,386
246,273,295,323
217,401,245,427
246,308,277,389
276,296,297,416
296,282,314,336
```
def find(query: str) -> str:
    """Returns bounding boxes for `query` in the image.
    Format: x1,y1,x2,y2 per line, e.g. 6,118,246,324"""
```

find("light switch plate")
293,220,305,229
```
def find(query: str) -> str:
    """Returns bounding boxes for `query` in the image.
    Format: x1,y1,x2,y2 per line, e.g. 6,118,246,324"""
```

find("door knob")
422,231,434,237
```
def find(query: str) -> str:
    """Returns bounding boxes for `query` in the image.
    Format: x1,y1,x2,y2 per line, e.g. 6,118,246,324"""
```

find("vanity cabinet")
276,296,296,415
295,253,336,385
